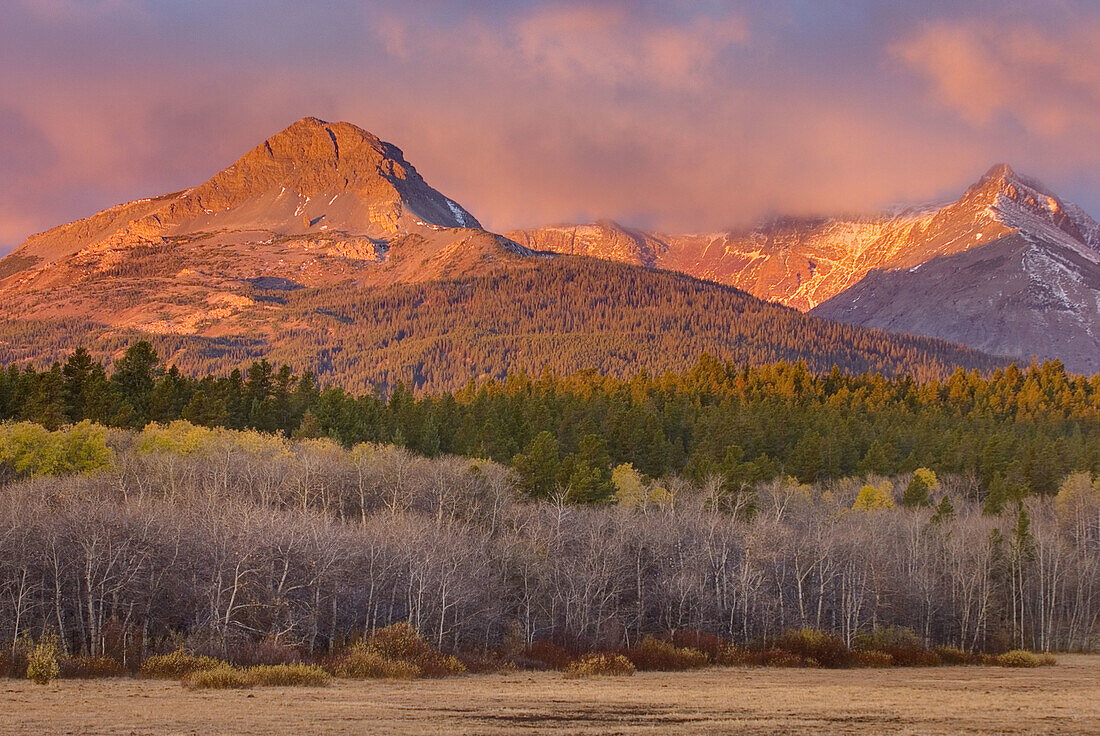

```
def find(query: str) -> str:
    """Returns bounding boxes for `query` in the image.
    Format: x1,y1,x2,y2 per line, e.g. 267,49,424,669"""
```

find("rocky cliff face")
511,165,1100,372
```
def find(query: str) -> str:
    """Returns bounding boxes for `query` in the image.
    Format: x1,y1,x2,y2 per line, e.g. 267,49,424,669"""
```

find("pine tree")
902,468,938,508
110,341,160,427
512,431,560,498
931,494,956,524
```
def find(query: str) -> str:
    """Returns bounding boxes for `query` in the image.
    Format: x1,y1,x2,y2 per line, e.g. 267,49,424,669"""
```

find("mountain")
811,167,1100,372
0,117,1002,390
509,165,1100,372
0,117,531,330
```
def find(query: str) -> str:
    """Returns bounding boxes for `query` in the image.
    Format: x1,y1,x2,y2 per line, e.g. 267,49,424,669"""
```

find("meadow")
2,656,1097,736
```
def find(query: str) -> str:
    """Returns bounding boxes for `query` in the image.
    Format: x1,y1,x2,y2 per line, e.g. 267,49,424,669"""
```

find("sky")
2,0,1099,254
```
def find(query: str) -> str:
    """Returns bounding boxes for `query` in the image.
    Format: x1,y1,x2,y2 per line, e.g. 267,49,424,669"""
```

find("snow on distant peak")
1063,201,1100,251
445,199,469,227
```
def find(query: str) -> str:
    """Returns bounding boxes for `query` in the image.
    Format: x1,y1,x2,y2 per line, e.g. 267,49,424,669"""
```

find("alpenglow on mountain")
510,164,1100,372
0,117,999,390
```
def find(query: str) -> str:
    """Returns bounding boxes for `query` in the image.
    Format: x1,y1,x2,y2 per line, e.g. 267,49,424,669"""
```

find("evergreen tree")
61,348,95,422
931,494,956,524
902,468,938,508
110,341,160,427
512,431,560,498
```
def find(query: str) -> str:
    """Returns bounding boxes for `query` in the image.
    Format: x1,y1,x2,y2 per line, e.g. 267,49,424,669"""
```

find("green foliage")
512,431,560,498
902,468,938,508
931,495,956,524
111,341,159,427
612,464,671,510
563,653,636,678
4,344,1100,505
26,635,60,685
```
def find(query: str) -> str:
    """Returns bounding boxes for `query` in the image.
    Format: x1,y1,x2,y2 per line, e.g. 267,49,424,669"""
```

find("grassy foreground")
1,655,1097,736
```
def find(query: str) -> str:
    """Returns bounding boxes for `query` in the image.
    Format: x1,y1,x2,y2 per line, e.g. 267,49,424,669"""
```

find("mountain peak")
971,162,1047,198
2,117,486,277
982,162,1017,180
209,117,403,199
955,163,1100,256
162,116,482,235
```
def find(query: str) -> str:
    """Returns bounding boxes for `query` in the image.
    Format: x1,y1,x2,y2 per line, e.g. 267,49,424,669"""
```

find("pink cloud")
895,20,1100,137
511,4,748,89
2,2,1100,250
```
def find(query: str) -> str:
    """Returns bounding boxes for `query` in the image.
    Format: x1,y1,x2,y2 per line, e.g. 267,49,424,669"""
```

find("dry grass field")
1,655,1097,736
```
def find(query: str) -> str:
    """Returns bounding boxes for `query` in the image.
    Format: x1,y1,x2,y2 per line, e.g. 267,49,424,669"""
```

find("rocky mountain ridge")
510,165,1100,310
510,165,1100,371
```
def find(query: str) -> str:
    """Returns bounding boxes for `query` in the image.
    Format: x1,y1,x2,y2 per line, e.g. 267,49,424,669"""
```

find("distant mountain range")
511,164,1100,373
0,117,1064,390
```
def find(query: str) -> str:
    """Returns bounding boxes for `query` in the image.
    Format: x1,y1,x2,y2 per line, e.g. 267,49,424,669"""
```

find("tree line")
3,344,1100,510
0,423,1096,663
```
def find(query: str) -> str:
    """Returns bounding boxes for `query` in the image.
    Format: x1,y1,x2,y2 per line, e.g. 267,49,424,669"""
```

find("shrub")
184,665,253,689
524,640,575,670
713,643,752,667
760,649,815,668
363,622,465,678
331,646,421,679
670,630,728,660
852,650,894,668
621,636,708,671
184,663,331,689
0,650,23,678
853,626,920,652
328,623,465,679
564,653,635,678
59,655,124,679
227,638,302,667
776,628,852,668
853,482,894,511
853,627,939,666
932,646,977,666
26,636,60,685
141,649,224,678
0,421,113,476
994,650,1044,668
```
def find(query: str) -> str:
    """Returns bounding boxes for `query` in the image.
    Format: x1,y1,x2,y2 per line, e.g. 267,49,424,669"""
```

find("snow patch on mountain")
445,199,469,227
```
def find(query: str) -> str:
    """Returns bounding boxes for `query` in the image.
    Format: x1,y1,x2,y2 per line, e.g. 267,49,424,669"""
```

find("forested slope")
0,259,1003,393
